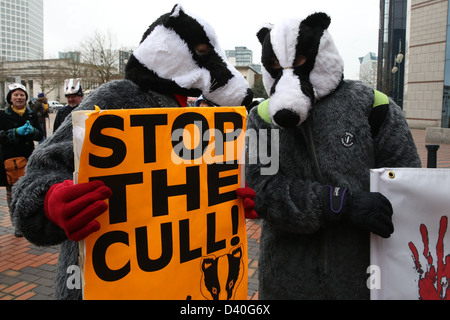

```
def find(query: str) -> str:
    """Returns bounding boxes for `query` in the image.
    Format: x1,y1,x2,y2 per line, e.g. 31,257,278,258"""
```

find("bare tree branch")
80,30,119,83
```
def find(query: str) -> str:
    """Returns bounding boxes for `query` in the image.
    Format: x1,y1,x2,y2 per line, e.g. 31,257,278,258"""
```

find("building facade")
442,1,450,129
59,51,81,63
226,46,253,66
0,58,101,107
377,0,408,108
359,52,378,88
0,0,44,61
403,0,449,129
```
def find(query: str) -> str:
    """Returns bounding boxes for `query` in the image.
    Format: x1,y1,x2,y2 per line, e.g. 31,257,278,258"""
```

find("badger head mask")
125,4,253,107
257,12,344,128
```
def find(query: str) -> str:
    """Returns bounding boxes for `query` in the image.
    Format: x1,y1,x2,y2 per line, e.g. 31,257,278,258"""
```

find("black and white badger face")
126,4,253,108
201,246,244,300
257,12,344,128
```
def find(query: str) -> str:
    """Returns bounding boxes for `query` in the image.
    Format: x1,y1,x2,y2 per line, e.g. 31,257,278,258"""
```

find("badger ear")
170,4,184,18
201,257,216,272
229,245,243,259
302,12,331,30
257,24,273,45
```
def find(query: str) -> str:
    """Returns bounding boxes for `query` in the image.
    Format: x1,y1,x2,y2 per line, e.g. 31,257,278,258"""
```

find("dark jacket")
53,104,77,133
0,131,8,186
30,100,49,138
246,80,422,300
0,106,44,186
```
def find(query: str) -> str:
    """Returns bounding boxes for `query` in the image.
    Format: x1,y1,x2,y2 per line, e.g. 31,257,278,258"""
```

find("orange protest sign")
75,107,248,300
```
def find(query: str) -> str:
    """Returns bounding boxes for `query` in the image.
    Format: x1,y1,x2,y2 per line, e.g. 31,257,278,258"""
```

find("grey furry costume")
247,13,421,300
10,5,252,300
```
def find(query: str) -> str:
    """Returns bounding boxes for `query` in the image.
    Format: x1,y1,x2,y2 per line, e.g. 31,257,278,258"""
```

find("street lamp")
392,40,404,107
392,51,404,74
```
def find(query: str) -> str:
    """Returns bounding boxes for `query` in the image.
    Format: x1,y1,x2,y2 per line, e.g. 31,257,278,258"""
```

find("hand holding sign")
236,184,258,220
45,180,112,242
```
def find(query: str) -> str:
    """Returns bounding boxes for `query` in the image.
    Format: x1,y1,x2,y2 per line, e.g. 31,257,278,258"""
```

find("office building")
359,52,378,88
0,0,44,61
226,46,253,66
403,0,450,130
377,0,408,108
59,51,81,63
119,49,133,75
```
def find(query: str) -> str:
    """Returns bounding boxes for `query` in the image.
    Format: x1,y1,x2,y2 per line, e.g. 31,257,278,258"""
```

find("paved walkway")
0,126,448,300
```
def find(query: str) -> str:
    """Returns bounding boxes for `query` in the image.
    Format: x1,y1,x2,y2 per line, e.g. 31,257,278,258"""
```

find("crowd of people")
0,79,84,237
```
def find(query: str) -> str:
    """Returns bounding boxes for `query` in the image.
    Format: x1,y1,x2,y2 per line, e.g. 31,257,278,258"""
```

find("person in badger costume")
10,4,253,300
246,12,422,300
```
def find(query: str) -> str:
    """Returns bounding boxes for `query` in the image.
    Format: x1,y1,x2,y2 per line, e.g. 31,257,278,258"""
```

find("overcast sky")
43,0,380,80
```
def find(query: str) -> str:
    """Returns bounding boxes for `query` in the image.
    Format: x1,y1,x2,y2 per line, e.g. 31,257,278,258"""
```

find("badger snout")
274,109,301,128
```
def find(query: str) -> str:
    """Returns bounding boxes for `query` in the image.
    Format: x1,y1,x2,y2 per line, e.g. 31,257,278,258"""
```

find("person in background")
53,78,84,133
195,95,215,107
0,83,43,237
30,93,49,142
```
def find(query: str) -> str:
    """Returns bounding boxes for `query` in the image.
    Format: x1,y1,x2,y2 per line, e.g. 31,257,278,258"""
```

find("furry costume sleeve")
373,100,422,168
10,80,179,246
246,107,324,234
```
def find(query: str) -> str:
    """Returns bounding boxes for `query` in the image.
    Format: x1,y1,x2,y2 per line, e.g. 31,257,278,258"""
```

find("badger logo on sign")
200,245,245,300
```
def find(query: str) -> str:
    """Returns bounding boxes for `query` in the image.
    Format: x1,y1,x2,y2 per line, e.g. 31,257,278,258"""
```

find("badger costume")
10,4,252,300
246,13,421,299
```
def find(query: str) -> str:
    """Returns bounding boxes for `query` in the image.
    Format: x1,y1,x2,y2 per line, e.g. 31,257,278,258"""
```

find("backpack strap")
369,89,390,138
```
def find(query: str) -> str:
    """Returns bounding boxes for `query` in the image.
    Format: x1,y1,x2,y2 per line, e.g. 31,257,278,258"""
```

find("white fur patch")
133,9,250,107
270,69,311,127
170,4,182,18
309,30,344,99
270,18,302,68
265,18,313,126
262,18,344,126
206,70,249,106
173,5,226,61
134,26,211,90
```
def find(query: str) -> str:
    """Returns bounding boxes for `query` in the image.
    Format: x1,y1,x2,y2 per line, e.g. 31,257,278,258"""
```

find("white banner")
370,168,450,300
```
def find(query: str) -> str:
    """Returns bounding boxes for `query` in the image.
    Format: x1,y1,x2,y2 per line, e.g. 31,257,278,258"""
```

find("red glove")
236,184,259,220
44,180,112,242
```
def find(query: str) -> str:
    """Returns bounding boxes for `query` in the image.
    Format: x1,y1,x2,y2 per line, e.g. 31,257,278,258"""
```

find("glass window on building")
377,0,407,108
0,0,43,61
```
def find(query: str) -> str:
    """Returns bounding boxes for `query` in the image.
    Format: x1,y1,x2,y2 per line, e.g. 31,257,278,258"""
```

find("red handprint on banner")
408,216,450,300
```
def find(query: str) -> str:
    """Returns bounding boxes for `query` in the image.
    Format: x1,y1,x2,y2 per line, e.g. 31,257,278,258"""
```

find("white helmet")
6,83,28,104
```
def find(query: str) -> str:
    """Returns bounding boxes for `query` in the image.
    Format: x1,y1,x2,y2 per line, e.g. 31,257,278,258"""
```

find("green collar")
257,99,272,124
373,89,389,108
